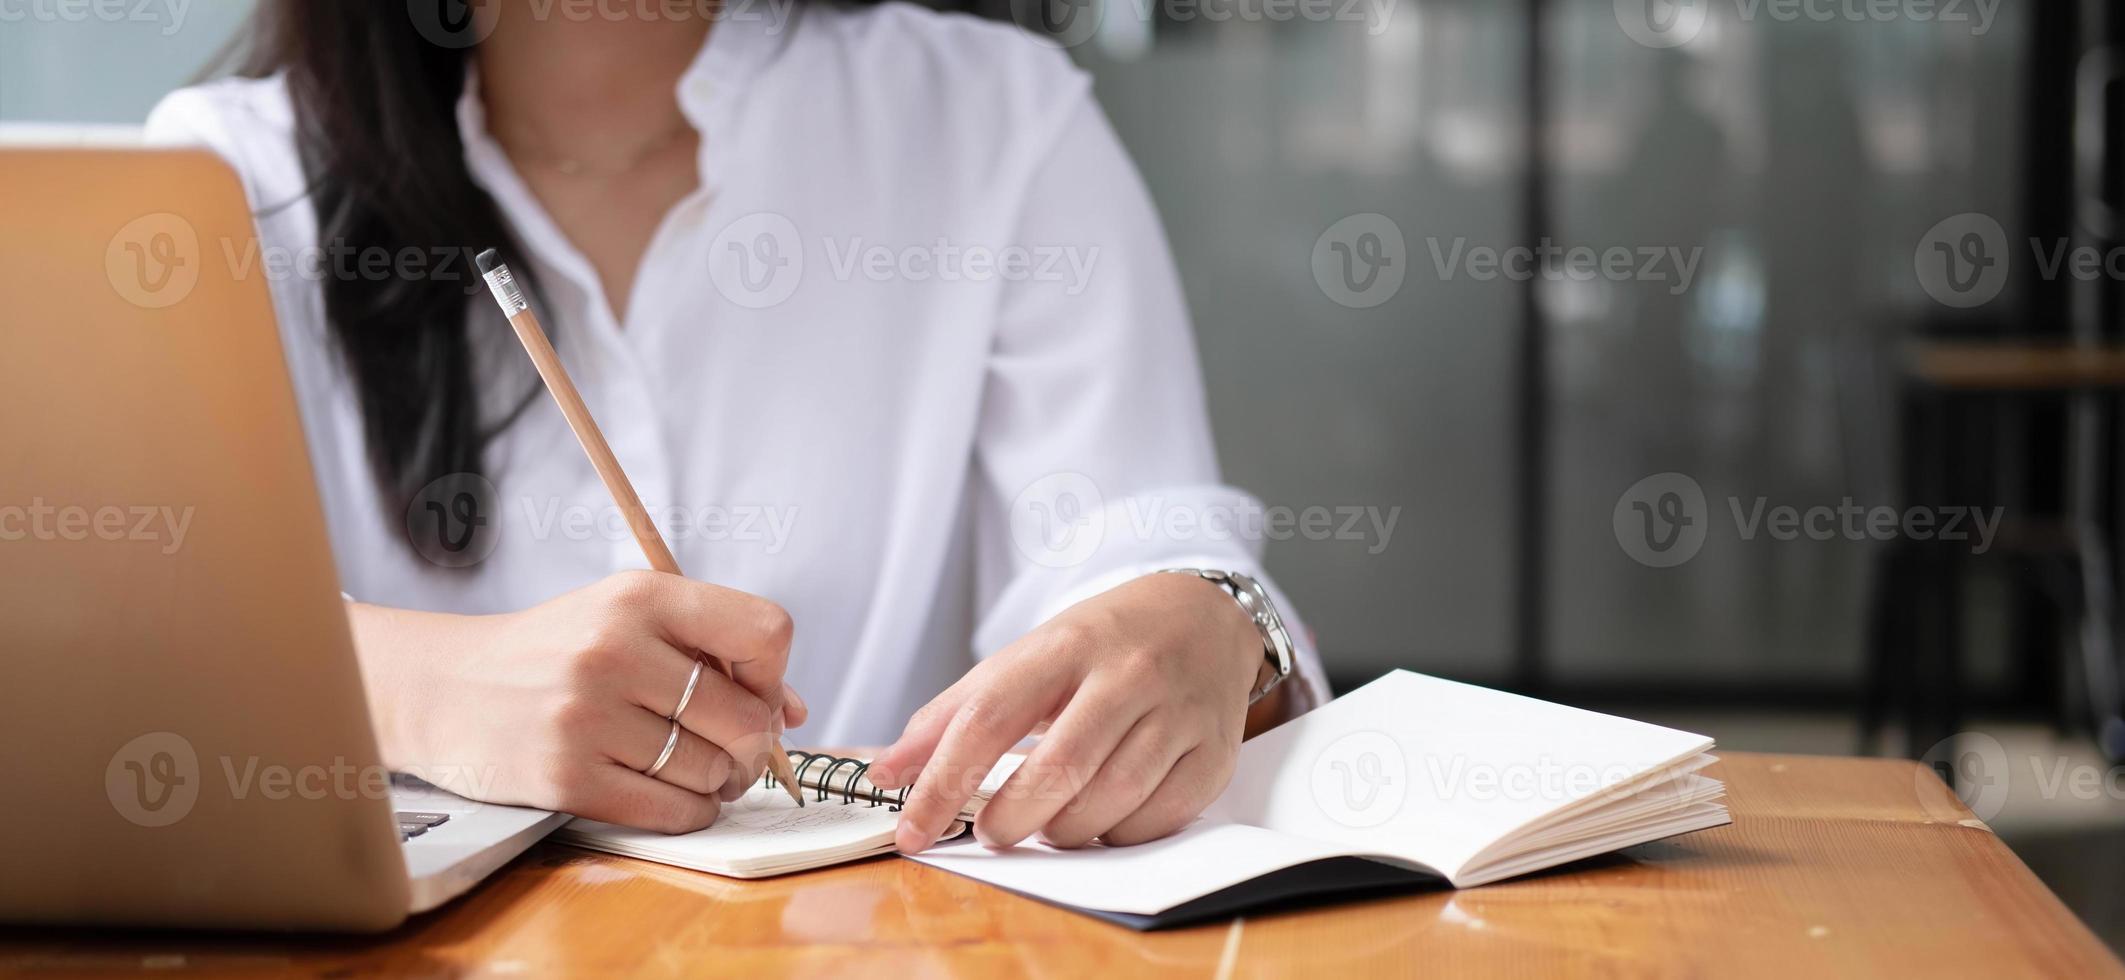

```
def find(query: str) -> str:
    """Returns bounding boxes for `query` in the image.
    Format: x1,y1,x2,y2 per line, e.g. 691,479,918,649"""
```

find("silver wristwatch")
1160,568,1296,704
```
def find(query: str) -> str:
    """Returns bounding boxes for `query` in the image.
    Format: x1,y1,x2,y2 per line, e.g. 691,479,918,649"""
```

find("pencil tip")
475,248,500,275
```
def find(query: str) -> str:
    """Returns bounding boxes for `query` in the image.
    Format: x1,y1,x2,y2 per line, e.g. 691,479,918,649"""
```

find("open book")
559,751,1015,878
908,670,1729,928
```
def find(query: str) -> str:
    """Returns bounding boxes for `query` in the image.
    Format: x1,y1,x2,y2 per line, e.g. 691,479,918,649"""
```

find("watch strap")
1159,568,1296,704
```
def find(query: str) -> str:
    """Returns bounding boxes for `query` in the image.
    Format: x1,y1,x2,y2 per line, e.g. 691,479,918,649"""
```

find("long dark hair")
228,3,543,526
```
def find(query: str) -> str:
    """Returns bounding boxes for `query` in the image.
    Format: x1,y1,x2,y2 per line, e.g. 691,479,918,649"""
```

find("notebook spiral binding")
762,750,910,811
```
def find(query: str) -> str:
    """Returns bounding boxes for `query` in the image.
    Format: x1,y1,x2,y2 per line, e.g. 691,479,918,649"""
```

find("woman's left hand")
867,572,1267,853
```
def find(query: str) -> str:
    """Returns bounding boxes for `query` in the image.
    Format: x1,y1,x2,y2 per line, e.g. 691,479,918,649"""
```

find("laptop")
0,147,567,931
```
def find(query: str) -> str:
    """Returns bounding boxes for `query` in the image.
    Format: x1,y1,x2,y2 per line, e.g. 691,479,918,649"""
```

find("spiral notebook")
563,671,1727,928
559,751,1018,878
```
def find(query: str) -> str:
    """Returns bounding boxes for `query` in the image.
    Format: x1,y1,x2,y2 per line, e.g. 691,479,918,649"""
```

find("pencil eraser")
475,248,501,275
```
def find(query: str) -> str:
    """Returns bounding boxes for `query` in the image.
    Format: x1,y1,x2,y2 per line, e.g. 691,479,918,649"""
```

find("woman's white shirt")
145,1,1324,746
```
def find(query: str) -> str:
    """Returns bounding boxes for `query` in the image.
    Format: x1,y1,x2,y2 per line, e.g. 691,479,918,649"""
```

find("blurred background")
7,0,2124,950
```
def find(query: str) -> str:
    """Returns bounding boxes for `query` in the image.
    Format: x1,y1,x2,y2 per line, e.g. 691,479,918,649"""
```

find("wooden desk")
2,752,2117,978
1905,341,2125,392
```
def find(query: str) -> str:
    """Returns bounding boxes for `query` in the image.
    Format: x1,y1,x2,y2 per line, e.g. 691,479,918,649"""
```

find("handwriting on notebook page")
714,784,900,837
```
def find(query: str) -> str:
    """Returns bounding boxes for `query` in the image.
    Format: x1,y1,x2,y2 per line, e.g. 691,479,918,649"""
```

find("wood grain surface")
2,752,2117,978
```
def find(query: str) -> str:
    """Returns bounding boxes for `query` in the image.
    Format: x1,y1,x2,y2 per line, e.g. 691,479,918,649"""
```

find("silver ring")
643,719,682,778
671,658,706,721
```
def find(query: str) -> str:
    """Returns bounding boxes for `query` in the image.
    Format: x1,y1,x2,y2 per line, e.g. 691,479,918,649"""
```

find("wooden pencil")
477,248,805,807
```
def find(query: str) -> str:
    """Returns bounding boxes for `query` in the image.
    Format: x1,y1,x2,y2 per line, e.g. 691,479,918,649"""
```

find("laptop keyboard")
397,811,450,842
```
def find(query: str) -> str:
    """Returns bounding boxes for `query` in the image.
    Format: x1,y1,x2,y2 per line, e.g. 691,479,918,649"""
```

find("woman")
147,0,1324,854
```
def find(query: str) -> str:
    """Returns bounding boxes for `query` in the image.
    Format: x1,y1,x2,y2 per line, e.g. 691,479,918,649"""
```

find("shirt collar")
451,7,786,294
453,5,785,194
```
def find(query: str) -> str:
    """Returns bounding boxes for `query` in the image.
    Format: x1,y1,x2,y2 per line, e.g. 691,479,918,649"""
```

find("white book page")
1207,671,1713,879
914,671,1720,914
911,820,1390,916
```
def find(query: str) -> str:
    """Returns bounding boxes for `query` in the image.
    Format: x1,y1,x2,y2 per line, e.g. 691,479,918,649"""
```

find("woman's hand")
347,570,805,834
868,572,1266,853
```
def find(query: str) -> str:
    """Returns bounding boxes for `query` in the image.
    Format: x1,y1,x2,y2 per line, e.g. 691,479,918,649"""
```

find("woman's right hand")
346,570,805,833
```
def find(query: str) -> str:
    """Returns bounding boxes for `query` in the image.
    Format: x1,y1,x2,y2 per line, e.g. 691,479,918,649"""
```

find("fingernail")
895,823,930,854
782,682,806,716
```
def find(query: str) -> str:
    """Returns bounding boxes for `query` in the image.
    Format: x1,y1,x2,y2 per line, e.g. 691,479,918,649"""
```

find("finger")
1099,743,1225,846
973,683,1144,848
893,661,1067,853
564,761,724,835
627,648,780,784
781,682,808,728
1040,715,1191,849
626,572,794,708
865,680,975,789
610,706,736,797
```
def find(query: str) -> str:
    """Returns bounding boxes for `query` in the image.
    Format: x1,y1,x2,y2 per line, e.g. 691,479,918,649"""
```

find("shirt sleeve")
969,91,1327,712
